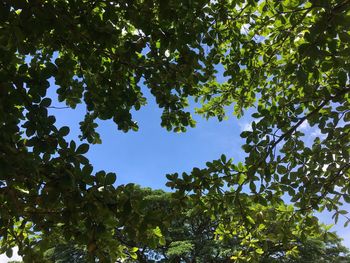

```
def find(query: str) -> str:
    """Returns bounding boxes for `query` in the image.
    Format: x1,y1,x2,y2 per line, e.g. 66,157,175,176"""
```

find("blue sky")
47,82,249,189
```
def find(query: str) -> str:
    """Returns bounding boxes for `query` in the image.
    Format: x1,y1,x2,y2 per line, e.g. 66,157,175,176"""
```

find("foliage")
30,188,350,263
168,0,350,215
0,0,349,262
261,237,350,263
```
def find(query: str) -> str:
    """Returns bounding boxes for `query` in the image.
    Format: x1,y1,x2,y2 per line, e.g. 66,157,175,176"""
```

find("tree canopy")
13,187,350,263
0,0,349,262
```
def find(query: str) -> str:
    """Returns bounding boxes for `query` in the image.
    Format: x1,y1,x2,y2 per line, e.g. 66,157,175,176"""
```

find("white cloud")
0,247,22,263
239,122,252,132
311,128,326,139
298,121,326,140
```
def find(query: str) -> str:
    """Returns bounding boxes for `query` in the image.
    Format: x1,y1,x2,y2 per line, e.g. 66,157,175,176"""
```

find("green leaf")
221,154,226,163
246,215,255,224
82,165,93,176
249,181,257,193
6,248,13,258
256,248,264,254
153,226,163,238
159,236,166,246
70,140,76,151
41,98,52,107
96,171,106,184
76,143,89,154
338,71,347,86
277,165,287,174
344,194,350,203
130,247,138,253
59,126,70,137
105,172,116,185
130,252,138,260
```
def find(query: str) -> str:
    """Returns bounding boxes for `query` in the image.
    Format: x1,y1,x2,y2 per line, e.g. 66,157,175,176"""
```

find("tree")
27,187,350,263
0,0,349,261
261,237,350,263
